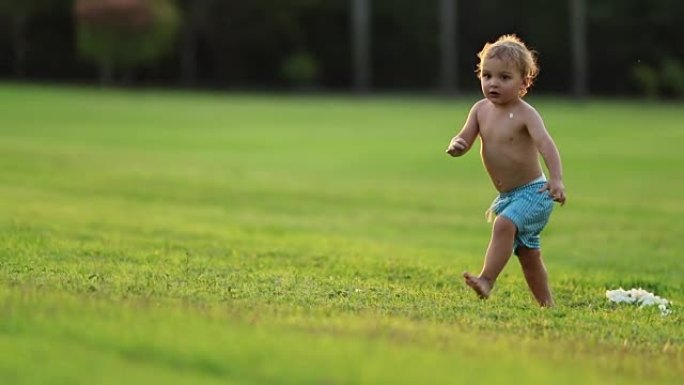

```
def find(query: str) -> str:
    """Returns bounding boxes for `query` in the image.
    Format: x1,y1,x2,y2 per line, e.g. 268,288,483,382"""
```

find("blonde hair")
476,34,539,96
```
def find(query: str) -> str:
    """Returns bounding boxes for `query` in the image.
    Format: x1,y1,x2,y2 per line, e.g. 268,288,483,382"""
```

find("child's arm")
525,109,566,205
446,100,482,157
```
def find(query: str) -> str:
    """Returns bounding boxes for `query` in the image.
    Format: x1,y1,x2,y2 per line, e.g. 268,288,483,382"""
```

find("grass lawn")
0,83,682,384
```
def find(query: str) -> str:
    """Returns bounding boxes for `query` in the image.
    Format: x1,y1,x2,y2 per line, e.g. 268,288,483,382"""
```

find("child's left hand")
539,181,566,206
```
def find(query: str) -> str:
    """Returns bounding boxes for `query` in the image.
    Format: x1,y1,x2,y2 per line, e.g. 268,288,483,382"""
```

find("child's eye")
502,75,510,80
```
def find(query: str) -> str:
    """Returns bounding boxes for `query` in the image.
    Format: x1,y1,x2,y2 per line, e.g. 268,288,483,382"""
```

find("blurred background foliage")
0,0,682,97
75,0,180,85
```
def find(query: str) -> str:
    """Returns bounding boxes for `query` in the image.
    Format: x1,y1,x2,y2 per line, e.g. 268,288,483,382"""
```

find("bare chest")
478,111,529,145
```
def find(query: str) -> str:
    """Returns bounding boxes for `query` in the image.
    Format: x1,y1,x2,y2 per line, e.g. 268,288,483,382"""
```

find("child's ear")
520,77,531,92
521,77,530,89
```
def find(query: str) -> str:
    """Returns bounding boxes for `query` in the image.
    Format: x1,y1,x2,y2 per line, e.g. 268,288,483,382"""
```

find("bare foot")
463,272,492,299
539,299,554,308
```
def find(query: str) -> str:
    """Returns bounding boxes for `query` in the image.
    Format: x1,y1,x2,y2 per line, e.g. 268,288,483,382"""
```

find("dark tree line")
0,0,682,97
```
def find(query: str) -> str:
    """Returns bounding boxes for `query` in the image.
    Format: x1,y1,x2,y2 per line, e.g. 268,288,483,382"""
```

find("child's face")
479,57,526,104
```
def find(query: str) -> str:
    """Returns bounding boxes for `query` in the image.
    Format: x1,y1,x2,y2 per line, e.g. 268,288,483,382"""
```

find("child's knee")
493,216,517,236
517,248,542,268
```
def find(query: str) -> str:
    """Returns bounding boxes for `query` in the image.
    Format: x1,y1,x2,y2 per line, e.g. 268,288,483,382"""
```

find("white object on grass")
606,287,672,316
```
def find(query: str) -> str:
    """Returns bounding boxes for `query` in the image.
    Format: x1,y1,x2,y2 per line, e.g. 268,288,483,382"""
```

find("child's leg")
516,247,554,307
463,215,516,299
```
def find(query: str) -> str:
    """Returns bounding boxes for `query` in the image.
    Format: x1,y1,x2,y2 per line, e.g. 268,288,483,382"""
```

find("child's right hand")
446,136,468,157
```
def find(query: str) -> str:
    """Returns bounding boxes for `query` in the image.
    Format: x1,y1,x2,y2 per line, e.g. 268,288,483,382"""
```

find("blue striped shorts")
486,176,554,253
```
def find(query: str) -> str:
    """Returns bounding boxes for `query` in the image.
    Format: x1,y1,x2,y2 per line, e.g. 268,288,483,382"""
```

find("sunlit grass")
0,83,682,384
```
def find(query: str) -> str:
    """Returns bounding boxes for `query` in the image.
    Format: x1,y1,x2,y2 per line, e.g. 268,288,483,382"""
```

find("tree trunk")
11,12,29,78
570,0,588,98
351,0,371,92
181,20,198,87
439,0,458,94
100,60,114,86
180,0,199,87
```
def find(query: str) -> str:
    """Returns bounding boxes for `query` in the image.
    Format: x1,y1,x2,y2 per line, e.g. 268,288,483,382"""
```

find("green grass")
0,83,682,384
